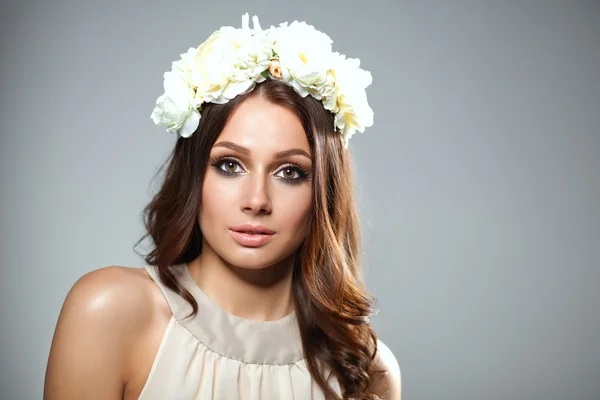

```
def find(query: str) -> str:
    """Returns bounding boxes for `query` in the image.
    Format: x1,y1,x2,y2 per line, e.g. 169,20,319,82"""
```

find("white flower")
271,21,333,99
319,78,337,113
150,14,374,147
150,69,199,137
191,15,272,107
229,29,273,83
236,14,273,81
328,52,374,147
189,28,241,105
171,47,198,78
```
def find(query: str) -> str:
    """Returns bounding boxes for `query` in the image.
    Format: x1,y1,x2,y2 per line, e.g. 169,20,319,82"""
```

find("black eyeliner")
209,156,310,184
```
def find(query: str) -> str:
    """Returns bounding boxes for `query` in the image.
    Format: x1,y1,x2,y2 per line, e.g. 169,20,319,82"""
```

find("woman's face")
198,95,313,270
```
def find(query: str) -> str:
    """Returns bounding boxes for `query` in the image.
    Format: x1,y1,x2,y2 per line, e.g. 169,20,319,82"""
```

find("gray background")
1,0,599,399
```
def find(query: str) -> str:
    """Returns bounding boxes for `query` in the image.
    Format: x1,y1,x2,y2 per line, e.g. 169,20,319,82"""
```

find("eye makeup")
208,156,311,185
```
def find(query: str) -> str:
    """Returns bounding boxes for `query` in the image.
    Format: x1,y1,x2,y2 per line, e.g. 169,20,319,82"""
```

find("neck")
187,243,296,322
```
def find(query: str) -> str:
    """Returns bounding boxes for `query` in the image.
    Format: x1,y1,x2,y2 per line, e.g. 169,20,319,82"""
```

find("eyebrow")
212,141,312,160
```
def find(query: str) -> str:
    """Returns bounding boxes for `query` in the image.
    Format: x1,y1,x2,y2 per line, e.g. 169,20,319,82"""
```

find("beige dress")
138,263,343,400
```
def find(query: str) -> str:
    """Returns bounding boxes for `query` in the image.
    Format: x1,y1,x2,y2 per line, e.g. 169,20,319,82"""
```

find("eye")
275,165,310,184
210,156,309,184
276,166,301,180
211,157,245,176
220,159,243,174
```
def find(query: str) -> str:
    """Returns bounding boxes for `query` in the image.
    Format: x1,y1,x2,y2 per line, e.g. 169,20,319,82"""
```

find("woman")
44,14,401,400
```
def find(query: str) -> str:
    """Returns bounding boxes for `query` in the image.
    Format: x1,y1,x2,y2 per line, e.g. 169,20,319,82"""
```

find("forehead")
214,95,310,154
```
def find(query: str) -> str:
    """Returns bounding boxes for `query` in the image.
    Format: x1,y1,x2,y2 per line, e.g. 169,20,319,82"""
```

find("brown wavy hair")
135,79,383,399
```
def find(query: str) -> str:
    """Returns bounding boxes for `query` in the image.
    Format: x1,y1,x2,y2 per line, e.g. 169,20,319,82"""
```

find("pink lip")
229,230,275,247
230,224,276,235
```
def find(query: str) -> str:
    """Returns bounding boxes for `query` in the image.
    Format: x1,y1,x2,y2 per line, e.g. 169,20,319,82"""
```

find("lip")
230,224,276,235
229,230,275,248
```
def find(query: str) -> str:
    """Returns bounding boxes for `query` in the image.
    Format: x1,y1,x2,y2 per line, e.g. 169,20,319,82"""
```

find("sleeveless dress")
138,263,343,399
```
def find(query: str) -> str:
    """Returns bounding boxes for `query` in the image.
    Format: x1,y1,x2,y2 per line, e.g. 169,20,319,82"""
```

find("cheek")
280,188,312,232
199,174,237,220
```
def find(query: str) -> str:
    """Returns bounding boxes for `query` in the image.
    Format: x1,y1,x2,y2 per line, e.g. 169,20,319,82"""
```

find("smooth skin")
44,95,401,399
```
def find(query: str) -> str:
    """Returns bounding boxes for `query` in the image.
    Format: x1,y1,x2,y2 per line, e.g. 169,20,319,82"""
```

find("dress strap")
143,263,305,365
144,264,192,319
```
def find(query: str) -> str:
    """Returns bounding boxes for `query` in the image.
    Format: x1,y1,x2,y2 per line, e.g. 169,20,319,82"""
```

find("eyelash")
209,156,310,185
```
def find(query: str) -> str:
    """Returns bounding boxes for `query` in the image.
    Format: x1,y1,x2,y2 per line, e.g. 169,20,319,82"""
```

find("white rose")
234,14,273,82
271,21,333,98
228,33,272,84
171,47,198,78
150,70,199,137
319,78,337,113
191,24,272,106
329,52,374,146
190,28,240,105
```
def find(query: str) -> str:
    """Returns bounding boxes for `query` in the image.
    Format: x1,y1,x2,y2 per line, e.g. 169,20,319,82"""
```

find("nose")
241,171,272,215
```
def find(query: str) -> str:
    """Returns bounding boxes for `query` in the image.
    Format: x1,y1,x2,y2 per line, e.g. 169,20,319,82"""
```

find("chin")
221,252,282,270
222,242,300,271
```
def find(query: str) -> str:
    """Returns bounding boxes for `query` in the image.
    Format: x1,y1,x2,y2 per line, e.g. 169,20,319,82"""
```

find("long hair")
135,79,383,399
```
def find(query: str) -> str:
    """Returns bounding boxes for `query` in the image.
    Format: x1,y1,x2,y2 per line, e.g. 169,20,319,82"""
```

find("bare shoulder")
44,265,161,399
369,338,402,400
59,265,156,329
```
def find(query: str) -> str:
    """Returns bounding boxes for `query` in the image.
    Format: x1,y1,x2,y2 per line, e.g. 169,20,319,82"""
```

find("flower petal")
179,108,200,138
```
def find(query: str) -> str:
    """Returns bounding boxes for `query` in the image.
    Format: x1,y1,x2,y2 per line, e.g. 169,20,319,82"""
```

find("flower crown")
150,13,374,149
